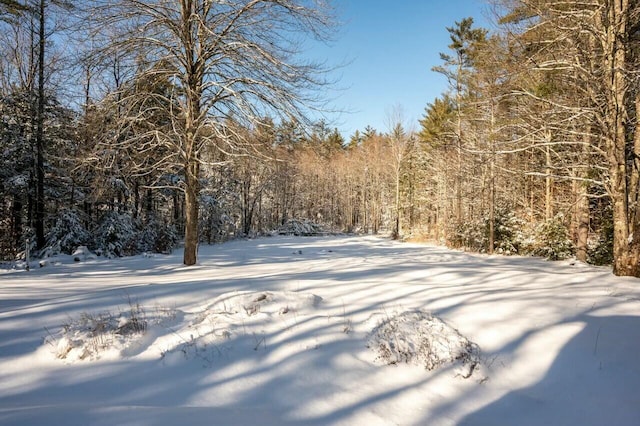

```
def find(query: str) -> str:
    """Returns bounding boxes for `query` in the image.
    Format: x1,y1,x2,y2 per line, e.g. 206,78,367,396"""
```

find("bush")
0,215,14,261
368,310,480,379
588,216,613,265
199,194,236,243
449,206,526,255
492,208,527,255
277,219,326,236
529,215,575,260
93,211,138,258
152,221,179,254
450,217,486,252
44,208,90,255
138,214,178,254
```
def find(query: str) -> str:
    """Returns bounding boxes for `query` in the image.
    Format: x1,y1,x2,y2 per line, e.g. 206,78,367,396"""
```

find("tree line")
1,0,639,277
0,0,338,264
414,1,640,277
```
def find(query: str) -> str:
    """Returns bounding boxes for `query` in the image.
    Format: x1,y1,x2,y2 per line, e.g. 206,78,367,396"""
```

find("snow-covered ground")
1,235,639,425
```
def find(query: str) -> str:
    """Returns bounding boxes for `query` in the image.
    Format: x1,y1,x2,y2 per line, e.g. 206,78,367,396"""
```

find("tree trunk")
544,133,553,220
393,169,400,239
612,180,633,274
489,175,495,254
455,58,463,228
146,187,153,216
12,195,23,249
132,180,139,219
488,105,496,255
172,189,180,224
575,181,590,263
34,0,46,250
183,162,199,266
630,94,640,238
242,174,252,235
605,0,640,276
575,132,592,263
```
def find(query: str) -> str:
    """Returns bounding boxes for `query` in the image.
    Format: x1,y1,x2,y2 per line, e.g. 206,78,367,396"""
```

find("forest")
1,0,639,276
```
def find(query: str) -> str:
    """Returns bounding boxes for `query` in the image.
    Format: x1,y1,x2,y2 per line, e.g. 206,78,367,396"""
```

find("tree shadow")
0,235,636,425
452,314,640,426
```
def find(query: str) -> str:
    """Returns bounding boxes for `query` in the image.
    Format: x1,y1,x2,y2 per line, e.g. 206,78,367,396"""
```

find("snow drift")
368,310,480,378
1,235,640,426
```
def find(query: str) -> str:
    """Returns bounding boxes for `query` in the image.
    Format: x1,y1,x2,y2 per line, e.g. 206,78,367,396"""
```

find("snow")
367,310,480,378
71,246,97,262
1,235,639,425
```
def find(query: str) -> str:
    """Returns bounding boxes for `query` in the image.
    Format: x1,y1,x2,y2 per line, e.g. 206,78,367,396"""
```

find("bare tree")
0,0,28,18
90,0,336,265
385,105,415,240
499,0,640,275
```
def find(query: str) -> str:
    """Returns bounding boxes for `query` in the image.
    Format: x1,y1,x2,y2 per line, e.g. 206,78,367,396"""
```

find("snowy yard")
1,235,639,425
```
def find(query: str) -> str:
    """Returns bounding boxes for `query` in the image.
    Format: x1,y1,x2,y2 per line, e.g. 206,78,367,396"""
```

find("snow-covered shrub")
137,214,178,254
451,218,486,251
588,217,613,266
368,310,480,378
530,215,575,260
492,208,527,255
72,246,97,262
277,219,326,236
450,206,526,255
93,211,138,258
200,194,236,243
44,208,90,255
47,302,150,361
0,215,16,261
152,221,178,254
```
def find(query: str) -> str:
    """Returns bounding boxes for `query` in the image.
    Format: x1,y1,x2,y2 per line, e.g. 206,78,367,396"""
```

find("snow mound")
42,291,324,366
71,245,97,262
368,310,480,378
160,291,324,365
44,305,177,362
203,290,322,316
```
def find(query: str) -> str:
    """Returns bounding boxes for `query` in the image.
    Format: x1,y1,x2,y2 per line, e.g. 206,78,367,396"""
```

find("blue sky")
310,0,492,138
